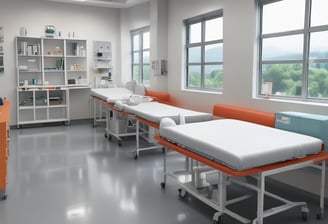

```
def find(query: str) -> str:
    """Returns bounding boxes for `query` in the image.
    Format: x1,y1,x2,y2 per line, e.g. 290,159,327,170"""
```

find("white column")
149,0,168,91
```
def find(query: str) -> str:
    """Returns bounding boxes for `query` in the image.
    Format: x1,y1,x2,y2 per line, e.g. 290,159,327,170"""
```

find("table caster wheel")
301,211,309,221
316,212,322,220
160,182,165,188
118,140,122,146
134,154,138,160
213,212,222,224
301,206,309,221
178,188,187,198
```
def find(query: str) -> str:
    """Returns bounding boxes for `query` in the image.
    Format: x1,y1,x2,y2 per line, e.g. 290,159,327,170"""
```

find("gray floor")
0,121,327,224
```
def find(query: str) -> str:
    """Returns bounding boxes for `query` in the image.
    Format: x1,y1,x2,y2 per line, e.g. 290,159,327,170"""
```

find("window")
131,27,150,86
185,10,223,91
258,0,328,101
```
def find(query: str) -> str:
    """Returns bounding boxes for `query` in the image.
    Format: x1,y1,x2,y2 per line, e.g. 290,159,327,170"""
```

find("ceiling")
48,0,150,8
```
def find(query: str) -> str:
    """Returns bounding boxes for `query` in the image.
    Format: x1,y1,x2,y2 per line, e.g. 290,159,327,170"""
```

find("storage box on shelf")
0,100,10,200
15,36,88,127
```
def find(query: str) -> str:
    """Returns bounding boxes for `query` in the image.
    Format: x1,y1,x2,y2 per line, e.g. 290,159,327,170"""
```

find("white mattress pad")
90,88,132,102
121,102,213,124
159,119,323,171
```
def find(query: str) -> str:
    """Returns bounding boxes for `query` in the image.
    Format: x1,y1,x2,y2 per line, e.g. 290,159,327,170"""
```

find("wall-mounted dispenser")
152,59,167,76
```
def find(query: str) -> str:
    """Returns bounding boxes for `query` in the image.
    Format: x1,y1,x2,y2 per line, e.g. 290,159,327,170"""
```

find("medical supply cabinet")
17,88,69,127
15,36,89,127
275,111,328,151
94,40,112,70
0,100,10,200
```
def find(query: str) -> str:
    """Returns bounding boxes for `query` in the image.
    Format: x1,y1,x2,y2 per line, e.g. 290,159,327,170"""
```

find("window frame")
131,26,150,86
257,0,328,102
184,9,224,92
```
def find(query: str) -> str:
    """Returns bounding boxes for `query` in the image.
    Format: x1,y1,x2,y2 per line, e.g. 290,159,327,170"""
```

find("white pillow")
134,84,145,96
125,80,136,93
160,118,177,130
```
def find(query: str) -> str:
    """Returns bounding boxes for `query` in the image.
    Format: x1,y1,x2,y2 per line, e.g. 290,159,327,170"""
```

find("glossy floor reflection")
0,121,327,224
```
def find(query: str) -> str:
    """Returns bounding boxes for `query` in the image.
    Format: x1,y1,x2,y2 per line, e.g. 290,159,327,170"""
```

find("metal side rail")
160,148,251,224
133,118,163,159
91,96,107,128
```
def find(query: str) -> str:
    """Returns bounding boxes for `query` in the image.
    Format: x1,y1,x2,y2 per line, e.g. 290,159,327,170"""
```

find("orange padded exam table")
113,101,213,159
90,88,138,145
156,104,328,224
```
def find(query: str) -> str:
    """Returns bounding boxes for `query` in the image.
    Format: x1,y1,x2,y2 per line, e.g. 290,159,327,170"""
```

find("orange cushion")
213,104,275,127
145,89,171,102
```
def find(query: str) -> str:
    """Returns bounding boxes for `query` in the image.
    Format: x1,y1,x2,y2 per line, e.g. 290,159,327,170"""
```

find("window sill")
182,88,223,95
254,96,328,107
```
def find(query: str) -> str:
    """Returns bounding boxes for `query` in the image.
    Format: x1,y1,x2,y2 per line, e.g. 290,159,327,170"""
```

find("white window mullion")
302,0,311,100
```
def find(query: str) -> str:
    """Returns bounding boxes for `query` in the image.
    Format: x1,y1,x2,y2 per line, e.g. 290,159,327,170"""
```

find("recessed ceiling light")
48,0,149,8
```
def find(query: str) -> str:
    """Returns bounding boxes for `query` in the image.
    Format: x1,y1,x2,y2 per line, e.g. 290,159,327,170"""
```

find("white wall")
120,2,150,85
0,0,121,124
167,0,328,115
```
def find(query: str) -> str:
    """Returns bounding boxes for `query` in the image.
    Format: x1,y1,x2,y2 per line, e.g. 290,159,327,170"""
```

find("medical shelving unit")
0,100,10,200
15,36,89,127
94,40,112,71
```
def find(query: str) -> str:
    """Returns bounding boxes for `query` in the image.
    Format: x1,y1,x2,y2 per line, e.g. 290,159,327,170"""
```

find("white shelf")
35,106,48,109
49,105,67,108
43,55,64,58
18,118,68,125
66,55,87,58
95,67,111,69
16,36,89,126
67,84,91,89
96,57,111,61
18,55,41,57
44,70,65,72
16,88,69,126
67,70,87,72
18,70,42,73
18,106,34,110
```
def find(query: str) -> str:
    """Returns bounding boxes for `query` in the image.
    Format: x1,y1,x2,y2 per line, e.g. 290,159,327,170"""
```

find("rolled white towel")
140,96,153,103
114,100,124,111
127,95,140,106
